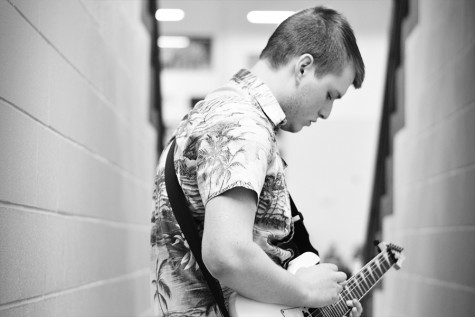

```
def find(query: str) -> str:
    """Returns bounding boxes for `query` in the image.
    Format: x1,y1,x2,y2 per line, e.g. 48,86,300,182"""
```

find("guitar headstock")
375,240,406,270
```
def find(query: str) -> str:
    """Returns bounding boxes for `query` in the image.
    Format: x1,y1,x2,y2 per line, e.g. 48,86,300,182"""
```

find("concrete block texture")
380,1,475,317
415,43,475,133
398,228,475,290
1,102,152,224
0,101,39,206
379,271,473,317
0,0,156,315
0,0,50,123
0,206,149,306
396,102,475,185
403,2,475,134
396,161,475,230
0,270,151,317
9,0,151,121
2,0,156,182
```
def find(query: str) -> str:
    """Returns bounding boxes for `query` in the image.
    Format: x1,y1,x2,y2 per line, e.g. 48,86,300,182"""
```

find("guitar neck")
229,242,404,317
321,250,394,317
346,250,393,299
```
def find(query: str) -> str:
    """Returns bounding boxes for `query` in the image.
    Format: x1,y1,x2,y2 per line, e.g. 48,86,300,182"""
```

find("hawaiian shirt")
150,69,295,317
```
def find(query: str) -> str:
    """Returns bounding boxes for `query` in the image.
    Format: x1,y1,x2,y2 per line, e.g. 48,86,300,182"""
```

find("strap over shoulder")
165,139,230,317
289,195,319,257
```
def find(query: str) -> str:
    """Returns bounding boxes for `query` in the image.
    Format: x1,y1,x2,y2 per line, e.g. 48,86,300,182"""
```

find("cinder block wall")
0,0,157,316
374,1,475,316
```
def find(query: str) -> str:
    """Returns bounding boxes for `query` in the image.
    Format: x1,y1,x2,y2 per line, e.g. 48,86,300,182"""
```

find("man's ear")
295,54,314,82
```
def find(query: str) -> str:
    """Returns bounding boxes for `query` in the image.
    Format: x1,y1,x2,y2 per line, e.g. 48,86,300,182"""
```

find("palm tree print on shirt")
257,173,288,230
196,121,250,202
152,258,171,315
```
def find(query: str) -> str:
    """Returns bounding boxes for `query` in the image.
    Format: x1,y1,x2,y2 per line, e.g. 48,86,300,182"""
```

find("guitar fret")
330,307,340,317
370,263,381,283
329,307,339,317
378,253,392,275
327,249,401,317
379,261,390,274
363,267,375,285
374,259,383,279
359,273,370,295
346,280,361,299
324,248,402,317
372,265,381,281
356,274,367,295
369,265,379,285
329,305,341,317
359,272,370,292
351,277,364,298
327,308,338,317
382,252,392,269
335,301,348,316
322,305,338,317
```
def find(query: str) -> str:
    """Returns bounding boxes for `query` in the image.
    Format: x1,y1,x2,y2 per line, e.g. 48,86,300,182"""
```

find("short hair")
259,6,365,88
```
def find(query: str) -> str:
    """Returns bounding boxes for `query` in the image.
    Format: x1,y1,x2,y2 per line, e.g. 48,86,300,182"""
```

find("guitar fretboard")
319,250,394,317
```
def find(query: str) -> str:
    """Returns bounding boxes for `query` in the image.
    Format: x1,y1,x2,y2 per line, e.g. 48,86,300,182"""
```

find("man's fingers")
346,299,363,317
321,263,339,271
336,284,344,294
354,299,363,314
335,271,347,283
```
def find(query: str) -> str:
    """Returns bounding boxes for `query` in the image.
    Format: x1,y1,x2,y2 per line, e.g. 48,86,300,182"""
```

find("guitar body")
228,241,405,317
228,252,320,317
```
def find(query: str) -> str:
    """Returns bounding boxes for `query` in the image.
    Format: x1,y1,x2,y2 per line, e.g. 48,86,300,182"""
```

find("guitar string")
324,252,391,317
315,251,391,317
308,253,388,317
309,250,393,317
314,257,387,317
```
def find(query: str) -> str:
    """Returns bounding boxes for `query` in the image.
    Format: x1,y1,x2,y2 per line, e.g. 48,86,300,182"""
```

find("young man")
151,6,365,317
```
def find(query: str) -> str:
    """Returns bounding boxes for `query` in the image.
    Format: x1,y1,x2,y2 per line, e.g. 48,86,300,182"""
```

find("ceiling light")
247,11,294,24
155,8,185,21
158,36,190,49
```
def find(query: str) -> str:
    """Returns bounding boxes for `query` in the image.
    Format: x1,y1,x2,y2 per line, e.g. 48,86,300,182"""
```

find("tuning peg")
394,253,406,270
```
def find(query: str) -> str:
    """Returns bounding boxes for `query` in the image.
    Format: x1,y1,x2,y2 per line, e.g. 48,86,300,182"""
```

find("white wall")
374,1,475,316
0,0,156,315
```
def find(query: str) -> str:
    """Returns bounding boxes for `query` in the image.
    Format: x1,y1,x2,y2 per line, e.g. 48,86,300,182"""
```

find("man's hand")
294,263,347,307
346,299,363,317
202,187,362,310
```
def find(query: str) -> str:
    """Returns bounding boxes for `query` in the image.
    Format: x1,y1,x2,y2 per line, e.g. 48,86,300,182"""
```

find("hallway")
0,0,474,316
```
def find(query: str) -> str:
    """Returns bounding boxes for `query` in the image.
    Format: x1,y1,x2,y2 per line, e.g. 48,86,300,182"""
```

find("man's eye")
327,93,332,100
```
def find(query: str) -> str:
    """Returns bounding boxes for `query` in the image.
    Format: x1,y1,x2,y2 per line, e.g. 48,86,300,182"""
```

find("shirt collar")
231,69,287,129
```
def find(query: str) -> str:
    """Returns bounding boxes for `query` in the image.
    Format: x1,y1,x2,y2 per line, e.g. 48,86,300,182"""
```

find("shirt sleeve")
196,103,273,207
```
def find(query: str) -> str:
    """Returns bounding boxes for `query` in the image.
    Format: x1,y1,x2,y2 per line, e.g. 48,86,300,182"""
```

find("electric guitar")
228,241,405,317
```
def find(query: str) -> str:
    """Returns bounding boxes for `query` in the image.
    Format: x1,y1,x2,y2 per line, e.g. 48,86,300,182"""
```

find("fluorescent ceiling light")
247,11,294,24
155,8,185,21
158,36,190,49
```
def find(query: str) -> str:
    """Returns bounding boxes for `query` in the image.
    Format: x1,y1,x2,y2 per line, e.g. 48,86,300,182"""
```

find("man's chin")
281,124,303,133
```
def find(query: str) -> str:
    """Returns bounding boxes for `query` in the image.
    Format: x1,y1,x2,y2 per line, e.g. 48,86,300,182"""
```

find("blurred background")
0,0,474,316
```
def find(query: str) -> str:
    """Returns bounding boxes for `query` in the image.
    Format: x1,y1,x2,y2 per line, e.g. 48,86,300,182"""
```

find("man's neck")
250,60,294,105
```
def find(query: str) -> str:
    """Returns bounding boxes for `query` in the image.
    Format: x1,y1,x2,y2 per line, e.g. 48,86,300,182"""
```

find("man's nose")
320,102,333,119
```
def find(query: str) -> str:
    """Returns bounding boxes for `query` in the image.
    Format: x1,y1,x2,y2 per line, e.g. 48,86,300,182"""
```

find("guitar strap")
287,195,320,257
165,138,230,317
164,138,319,317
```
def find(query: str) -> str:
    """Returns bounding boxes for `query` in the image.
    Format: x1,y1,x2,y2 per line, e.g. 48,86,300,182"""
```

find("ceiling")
158,0,393,38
